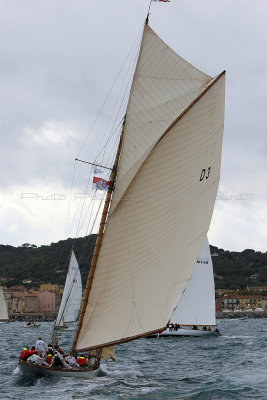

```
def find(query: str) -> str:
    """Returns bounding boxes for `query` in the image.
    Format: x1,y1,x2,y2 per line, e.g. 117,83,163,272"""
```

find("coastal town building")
222,294,240,311
239,295,263,311
40,284,61,292
247,286,267,292
23,292,39,312
6,284,63,313
216,292,267,312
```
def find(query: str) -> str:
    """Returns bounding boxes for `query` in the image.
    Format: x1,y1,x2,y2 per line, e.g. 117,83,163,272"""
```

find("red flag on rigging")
92,176,110,191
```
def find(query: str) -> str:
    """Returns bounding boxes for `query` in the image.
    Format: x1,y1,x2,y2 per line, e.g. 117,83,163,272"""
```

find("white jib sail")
55,251,82,327
170,236,216,327
0,287,8,321
76,69,225,351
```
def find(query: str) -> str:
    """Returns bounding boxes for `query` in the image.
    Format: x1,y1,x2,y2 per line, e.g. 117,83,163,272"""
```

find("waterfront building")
239,295,263,311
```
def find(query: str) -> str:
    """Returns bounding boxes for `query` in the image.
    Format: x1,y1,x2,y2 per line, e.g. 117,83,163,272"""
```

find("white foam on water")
104,366,143,379
11,366,21,375
223,335,257,339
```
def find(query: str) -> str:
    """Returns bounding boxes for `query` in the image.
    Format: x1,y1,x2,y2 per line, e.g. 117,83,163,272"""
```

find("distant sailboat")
0,287,9,322
54,250,82,330
149,237,220,337
18,9,225,377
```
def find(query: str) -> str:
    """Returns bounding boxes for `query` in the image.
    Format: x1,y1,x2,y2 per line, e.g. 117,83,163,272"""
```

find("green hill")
210,246,267,290
0,235,96,288
0,237,267,290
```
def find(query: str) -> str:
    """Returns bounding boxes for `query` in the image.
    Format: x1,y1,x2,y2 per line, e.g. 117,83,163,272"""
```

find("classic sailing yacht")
18,13,225,377
149,237,219,337
54,250,82,330
0,287,9,322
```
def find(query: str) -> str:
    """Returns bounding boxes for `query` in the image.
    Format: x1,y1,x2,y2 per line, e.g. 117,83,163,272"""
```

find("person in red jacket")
28,346,36,357
19,347,29,361
46,353,53,365
76,355,87,368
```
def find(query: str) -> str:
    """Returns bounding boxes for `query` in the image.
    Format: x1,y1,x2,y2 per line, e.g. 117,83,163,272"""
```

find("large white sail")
110,24,212,213
0,287,8,321
171,237,216,327
76,59,225,351
55,251,82,327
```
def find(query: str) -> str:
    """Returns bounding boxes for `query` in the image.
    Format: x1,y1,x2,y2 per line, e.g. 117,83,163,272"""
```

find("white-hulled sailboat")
0,287,9,322
54,250,82,330
18,10,225,377
148,237,220,337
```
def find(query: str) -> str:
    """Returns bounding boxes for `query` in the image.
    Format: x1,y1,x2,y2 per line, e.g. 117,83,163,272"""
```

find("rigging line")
68,126,116,246
77,123,118,259
50,166,95,288
66,164,94,238
94,118,123,163
75,128,120,261
97,40,141,168
78,196,104,272
97,34,142,166
49,160,77,285
65,160,77,239
73,184,105,269
58,165,100,282
74,169,96,241
76,26,143,159
93,36,141,168
79,133,121,271
75,189,99,240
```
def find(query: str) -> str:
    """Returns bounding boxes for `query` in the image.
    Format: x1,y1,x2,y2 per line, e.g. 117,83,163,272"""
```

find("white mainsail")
170,237,216,327
75,23,225,352
55,251,82,327
0,287,8,321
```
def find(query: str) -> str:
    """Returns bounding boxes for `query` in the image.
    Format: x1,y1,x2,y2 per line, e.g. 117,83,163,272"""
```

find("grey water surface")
1,319,267,399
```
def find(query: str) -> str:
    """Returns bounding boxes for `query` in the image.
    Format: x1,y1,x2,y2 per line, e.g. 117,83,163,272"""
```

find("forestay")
75,60,225,351
171,237,216,327
0,287,8,321
56,251,82,327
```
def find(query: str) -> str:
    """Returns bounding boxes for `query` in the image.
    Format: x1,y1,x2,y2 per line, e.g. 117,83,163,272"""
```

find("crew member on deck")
46,353,53,365
36,337,48,357
27,351,49,367
19,347,29,361
66,353,77,367
76,355,87,368
28,346,36,357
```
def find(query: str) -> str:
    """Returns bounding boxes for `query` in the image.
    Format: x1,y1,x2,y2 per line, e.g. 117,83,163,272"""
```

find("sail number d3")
199,167,211,181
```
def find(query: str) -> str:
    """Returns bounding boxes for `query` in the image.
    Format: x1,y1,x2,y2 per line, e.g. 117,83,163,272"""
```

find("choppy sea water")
1,319,267,400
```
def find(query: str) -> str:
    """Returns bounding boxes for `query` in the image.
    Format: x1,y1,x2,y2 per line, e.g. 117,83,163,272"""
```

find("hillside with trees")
210,246,267,290
0,237,267,290
0,235,96,288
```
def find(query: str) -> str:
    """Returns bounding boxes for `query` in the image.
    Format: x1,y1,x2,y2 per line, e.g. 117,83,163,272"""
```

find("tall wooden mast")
72,120,125,351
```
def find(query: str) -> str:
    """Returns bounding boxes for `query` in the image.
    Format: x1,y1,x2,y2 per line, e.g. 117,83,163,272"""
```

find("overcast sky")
0,0,266,251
